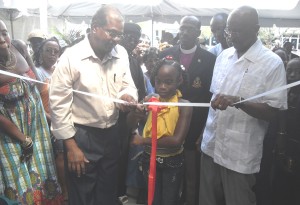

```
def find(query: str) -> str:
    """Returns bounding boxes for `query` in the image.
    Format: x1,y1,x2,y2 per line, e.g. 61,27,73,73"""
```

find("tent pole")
40,0,48,33
9,10,14,39
151,18,154,46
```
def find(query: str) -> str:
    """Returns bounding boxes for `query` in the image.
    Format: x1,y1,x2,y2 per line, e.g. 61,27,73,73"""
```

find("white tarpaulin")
1,0,300,41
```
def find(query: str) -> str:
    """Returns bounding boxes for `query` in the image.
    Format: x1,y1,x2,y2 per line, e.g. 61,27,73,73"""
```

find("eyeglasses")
224,28,241,38
100,27,124,40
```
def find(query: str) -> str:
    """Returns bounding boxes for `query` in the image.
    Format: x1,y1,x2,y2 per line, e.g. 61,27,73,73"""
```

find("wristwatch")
235,97,245,109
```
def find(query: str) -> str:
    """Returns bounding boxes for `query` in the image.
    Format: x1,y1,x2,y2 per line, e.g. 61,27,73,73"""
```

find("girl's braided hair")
150,55,189,89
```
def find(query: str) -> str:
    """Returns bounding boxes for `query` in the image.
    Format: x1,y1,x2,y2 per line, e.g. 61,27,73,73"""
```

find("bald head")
226,6,260,55
180,16,201,30
229,6,259,28
91,5,124,28
210,13,228,26
210,13,228,46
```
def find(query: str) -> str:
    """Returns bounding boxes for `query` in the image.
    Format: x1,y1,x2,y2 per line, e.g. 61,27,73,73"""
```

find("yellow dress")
143,90,181,139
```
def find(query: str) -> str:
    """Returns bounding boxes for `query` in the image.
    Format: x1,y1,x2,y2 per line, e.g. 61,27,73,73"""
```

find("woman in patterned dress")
0,20,62,204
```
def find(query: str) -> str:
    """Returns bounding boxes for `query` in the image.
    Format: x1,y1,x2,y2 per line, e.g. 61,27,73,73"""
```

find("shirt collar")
77,36,121,61
180,45,197,54
242,39,262,63
228,39,262,63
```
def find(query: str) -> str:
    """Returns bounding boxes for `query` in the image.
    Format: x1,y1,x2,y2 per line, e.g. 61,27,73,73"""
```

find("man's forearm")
239,102,279,121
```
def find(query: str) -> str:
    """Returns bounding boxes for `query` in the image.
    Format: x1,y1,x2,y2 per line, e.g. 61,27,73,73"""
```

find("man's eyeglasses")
101,27,124,40
224,28,241,38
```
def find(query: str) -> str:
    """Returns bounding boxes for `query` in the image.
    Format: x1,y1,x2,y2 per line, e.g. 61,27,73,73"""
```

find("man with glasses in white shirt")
49,5,137,205
200,6,287,205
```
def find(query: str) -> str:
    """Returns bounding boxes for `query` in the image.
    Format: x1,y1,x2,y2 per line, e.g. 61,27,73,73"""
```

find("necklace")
0,50,17,70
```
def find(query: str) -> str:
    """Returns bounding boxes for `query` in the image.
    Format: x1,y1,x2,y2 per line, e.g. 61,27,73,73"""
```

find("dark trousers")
117,112,130,196
65,124,120,205
142,153,184,205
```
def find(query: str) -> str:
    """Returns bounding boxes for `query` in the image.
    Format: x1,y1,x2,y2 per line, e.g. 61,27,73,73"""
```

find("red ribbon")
147,97,165,205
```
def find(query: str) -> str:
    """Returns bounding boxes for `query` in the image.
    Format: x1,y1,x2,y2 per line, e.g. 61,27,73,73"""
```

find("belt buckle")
157,157,163,164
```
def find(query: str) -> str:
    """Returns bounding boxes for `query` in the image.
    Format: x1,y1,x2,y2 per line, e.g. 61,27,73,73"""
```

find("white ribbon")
143,102,211,107
1,69,298,107
0,69,128,104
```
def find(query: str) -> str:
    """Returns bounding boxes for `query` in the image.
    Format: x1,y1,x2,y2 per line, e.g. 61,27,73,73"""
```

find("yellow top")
143,90,181,139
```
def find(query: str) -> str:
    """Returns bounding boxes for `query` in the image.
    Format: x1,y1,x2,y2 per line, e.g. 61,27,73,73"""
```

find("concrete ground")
120,187,145,205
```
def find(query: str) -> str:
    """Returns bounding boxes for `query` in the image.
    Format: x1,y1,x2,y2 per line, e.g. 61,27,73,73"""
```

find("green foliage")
51,26,84,47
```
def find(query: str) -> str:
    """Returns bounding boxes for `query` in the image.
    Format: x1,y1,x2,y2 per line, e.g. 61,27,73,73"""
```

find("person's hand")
119,94,137,112
132,104,147,120
211,94,240,110
20,136,33,162
65,138,89,177
131,132,144,146
144,93,159,102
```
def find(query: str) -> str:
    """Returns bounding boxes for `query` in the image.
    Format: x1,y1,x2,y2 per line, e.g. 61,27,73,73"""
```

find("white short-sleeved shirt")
201,39,287,174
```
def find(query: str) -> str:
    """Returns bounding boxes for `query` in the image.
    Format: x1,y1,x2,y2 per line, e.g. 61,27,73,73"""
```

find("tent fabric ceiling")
2,0,300,26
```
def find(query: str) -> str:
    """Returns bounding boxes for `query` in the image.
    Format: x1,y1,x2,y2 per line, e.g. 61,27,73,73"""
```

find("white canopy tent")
38,0,300,26
1,0,300,41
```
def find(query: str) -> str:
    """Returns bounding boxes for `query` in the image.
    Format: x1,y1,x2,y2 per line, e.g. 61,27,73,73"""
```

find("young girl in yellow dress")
130,56,193,205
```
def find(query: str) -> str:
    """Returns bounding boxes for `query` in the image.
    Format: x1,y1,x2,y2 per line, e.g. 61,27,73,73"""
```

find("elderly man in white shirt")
199,6,287,205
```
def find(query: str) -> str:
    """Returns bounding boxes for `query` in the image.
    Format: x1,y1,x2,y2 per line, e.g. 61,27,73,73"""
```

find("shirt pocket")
223,128,251,161
239,74,263,98
110,73,123,93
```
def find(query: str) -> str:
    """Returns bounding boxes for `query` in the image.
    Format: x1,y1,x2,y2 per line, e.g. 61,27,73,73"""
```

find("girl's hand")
131,132,144,146
144,93,159,102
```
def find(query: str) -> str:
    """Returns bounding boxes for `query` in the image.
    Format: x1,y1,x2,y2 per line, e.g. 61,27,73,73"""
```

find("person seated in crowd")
272,58,300,205
34,37,69,203
283,41,299,61
159,32,174,51
273,47,288,69
143,47,160,80
161,32,174,45
117,22,147,204
208,13,229,56
27,29,47,64
142,46,159,98
35,37,61,122
0,20,62,205
134,33,151,66
254,45,289,205
159,42,173,51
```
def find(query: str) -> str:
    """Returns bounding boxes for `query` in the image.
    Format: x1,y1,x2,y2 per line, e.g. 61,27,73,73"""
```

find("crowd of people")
0,3,299,205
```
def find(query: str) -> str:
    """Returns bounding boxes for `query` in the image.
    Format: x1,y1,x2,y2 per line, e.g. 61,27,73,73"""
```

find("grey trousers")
199,153,256,205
